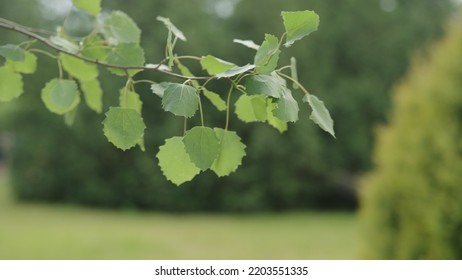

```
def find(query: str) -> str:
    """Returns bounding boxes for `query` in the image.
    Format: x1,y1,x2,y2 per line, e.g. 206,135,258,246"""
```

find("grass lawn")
0,176,359,259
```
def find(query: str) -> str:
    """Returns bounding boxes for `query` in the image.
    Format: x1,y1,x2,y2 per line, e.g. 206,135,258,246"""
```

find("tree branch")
0,17,211,81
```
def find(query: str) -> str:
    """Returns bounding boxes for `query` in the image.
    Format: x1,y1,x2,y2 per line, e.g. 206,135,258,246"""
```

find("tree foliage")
360,12,462,259
0,0,334,185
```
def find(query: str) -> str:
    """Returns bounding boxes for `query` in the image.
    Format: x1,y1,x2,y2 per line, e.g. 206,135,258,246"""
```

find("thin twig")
277,71,310,96
0,18,211,81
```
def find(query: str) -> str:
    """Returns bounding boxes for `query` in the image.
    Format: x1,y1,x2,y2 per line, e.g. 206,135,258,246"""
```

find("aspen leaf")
151,82,170,98
0,66,23,102
233,39,260,50
119,88,142,113
105,43,145,77
216,64,255,78
303,94,335,138
60,53,98,82
254,34,280,74
267,103,288,133
102,107,146,150
235,94,267,123
41,79,80,115
282,10,319,47
273,88,299,122
0,44,25,62
162,83,198,118
103,11,141,44
211,128,246,177
81,79,103,113
157,137,201,186
245,74,284,98
6,51,37,74
183,127,220,171
156,16,187,41
200,55,235,75
203,89,227,112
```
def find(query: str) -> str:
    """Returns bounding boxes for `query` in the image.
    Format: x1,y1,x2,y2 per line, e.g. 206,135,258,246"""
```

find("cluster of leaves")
0,0,334,185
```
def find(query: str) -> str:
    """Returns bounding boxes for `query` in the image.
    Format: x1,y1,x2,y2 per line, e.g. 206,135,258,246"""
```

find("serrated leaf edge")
156,137,201,186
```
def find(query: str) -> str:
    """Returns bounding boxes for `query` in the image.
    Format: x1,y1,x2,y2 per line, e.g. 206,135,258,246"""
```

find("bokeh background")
0,0,461,259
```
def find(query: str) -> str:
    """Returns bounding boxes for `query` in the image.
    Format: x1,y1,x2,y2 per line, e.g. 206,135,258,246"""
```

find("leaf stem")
225,82,234,131
231,80,247,95
18,39,37,48
198,93,205,127
57,58,63,79
278,32,288,49
176,55,201,61
133,79,156,85
121,78,132,107
183,117,188,135
277,65,291,72
200,77,215,91
277,71,310,96
29,48,57,59
235,73,251,85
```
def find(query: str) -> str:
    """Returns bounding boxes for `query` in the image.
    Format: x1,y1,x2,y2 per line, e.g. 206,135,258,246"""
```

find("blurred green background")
0,0,461,259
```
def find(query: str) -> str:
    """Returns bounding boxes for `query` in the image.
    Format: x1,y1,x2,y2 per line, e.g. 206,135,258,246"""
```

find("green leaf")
216,64,255,78
303,94,335,138
72,0,101,16
118,88,145,151
60,53,98,82
273,88,299,122
162,83,199,118
81,35,109,60
290,57,299,89
105,43,145,77
183,126,220,170
151,82,170,98
211,128,246,177
254,34,280,74
102,107,146,150
156,16,187,41
267,100,288,133
282,10,319,47
200,55,236,75
245,74,285,98
156,137,201,186
49,36,79,53
203,89,227,112
80,79,103,113
235,94,267,123
233,39,259,50
0,66,23,102
0,44,25,62
6,51,37,74
103,11,141,44
119,88,142,113
41,79,80,115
